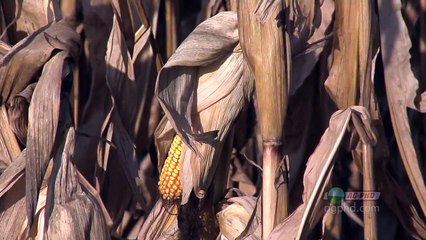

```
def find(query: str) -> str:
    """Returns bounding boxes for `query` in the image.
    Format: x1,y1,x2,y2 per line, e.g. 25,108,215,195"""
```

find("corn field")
0,0,426,239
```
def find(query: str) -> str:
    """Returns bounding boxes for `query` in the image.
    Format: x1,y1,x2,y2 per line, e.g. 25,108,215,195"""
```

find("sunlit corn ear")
158,135,183,202
155,11,254,205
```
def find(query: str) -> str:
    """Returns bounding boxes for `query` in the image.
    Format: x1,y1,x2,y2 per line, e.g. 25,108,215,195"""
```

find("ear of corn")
158,135,183,202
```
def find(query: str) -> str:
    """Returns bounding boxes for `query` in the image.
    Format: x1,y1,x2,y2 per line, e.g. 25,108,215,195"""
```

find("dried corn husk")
378,0,426,217
216,196,261,240
155,11,253,204
141,11,254,239
269,107,377,240
45,128,110,240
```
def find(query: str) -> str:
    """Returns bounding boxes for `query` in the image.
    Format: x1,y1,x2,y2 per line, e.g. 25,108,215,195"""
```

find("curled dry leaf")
0,0,61,43
377,0,426,217
269,107,376,240
155,12,254,203
104,5,146,203
25,31,80,229
0,105,20,168
0,152,25,240
216,196,261,240
46,128,110,240
7,83,36,145
0,21,80,105
137,200,179,240
290,0,334,95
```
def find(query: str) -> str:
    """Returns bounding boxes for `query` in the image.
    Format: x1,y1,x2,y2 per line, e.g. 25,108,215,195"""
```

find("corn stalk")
237,0,289,238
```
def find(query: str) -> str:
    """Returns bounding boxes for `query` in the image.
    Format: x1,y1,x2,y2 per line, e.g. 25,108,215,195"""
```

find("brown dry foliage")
0,0,425,240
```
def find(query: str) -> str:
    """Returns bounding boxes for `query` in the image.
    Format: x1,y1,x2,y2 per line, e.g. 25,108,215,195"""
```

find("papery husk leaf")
0,151,25,198
46,128,110,239
0,0,61,43
216,196,261,240
0,41,10,58
111,112,144,203
74,0,113,177
155,12,254,202
290,0,334,95
156,12,239,153
269,107,376,239
137,200,179,240
377,168,426,239
106,4,137,130
104,7,149,211
7,83,36,145
197,0,225,24
0,21,79,105
26,50,75,230
26,186,48,239
0,162,26,240
378,0,426,216
0,105,20,167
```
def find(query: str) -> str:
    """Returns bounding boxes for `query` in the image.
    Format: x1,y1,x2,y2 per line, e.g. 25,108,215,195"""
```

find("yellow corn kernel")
158,135,183,202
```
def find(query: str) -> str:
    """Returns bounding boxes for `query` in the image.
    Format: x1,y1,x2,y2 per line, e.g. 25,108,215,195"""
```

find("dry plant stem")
165,0,178,58
237,1,289,237
73,65,79,129
352,113,377,239
61,0,78,22
263,142,287,239
362,143,377,240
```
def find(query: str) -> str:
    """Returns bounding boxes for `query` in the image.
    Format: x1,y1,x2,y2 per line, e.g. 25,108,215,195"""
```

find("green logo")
328,187,345,205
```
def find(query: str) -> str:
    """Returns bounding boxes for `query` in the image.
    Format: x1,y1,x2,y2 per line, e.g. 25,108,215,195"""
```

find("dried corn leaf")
0,193,26,239
216,196,261,240
197,0,225,23
255,0,318,38
156,12,239,149
378,169,426,239
0,103,25,239
0,21,79,105
46,128,110,239
155,12,254,203
0,159,26,240
105,8,137,132
104,2,154,213
290,0,334,95
26,185,48,239
7,83,36,145
137,200,179,240
0,0,61,43
269,107,376,239
0,105,20,167
0,41,10,57
378,0,426,216
111,112,144,202
74,0,113,176
0,151,25,198
26,50,77,229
